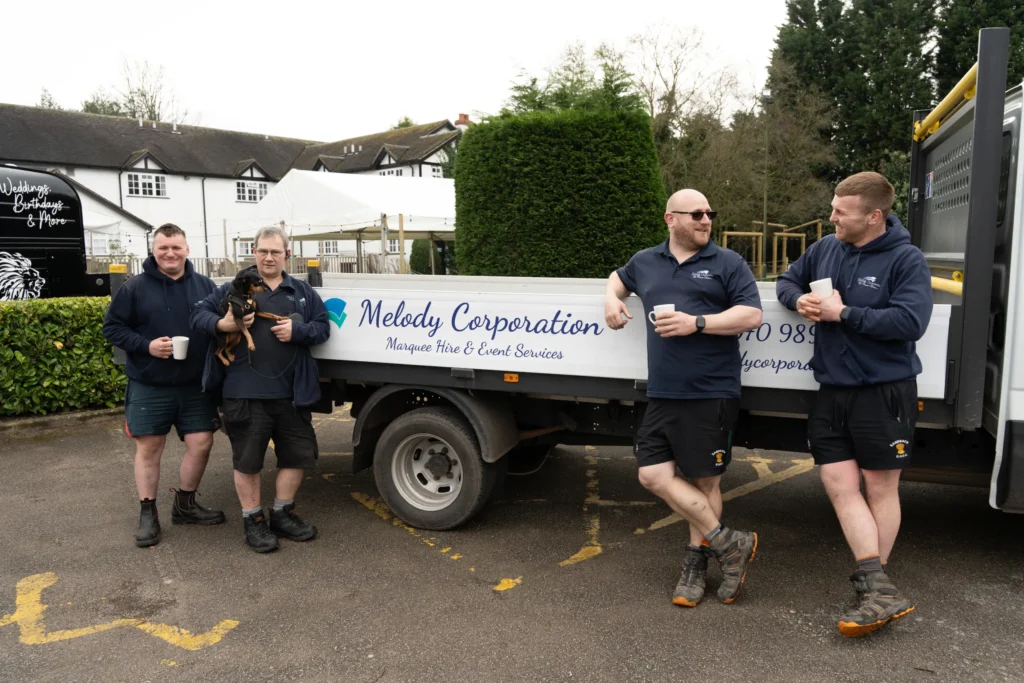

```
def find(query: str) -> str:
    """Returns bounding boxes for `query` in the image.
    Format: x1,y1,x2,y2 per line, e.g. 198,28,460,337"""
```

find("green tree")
37,88,62,109
934,0,1024,95
81,87,125,116
776,0,934,177
391,116,416,130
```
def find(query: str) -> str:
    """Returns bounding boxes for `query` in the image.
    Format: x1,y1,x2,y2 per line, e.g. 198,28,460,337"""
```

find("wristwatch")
840,306,852,323
695,314,706,334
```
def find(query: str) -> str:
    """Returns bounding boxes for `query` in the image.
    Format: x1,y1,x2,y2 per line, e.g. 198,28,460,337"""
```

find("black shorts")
808,380,918,471
634,398,740,478
221,398,319,474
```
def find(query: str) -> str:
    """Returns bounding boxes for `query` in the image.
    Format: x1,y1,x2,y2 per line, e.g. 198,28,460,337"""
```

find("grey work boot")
672,545,712,607
708,527,758,603
837,570,915,637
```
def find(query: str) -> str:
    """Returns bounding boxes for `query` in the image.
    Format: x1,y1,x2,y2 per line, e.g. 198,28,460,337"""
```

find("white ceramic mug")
810,277,834,298
648,304,675,324
171,336,189,360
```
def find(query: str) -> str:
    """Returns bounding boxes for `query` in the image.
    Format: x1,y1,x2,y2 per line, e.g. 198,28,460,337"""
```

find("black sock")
856,555,884,573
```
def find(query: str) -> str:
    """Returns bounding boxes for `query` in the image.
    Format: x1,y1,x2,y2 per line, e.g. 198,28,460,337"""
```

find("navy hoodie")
776,215,933,387
102,257,217,386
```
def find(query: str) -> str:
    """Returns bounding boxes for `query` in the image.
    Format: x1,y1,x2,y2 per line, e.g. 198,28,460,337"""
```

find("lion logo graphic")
895,443,906,456
0,252,45,301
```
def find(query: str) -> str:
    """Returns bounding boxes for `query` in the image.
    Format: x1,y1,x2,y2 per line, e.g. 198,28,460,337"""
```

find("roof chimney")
455,113,472,130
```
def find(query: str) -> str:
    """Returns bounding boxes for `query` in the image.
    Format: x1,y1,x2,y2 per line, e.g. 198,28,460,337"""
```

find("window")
90,234,108,256
322,240,339,255
431,165,443,178
389,239,399,253
397,169,403,177
127,173,167,197
237,240,254,257
236,181,268,203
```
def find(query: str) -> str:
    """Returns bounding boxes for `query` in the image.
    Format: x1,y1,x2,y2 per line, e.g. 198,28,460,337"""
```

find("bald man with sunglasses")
605,189,763,607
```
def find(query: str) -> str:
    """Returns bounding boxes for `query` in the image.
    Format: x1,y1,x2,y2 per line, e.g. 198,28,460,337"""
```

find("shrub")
455,108,666,277
0,297,125,416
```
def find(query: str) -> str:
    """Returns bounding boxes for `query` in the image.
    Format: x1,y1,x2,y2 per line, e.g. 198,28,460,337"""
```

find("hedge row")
0,297,126,416
454,108,667,278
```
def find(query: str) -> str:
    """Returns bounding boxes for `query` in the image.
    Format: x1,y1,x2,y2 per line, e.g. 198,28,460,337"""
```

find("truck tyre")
373,407,506,530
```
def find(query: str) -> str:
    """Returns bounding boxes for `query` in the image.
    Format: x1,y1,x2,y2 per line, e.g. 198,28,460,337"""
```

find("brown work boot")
837,570,915,637
708,527,758,603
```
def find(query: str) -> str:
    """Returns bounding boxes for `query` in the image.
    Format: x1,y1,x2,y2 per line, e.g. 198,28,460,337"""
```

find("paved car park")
1,409,1022,682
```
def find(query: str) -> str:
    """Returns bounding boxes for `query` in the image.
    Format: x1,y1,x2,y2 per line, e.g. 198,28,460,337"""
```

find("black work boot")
172,489,227,526
243,510,280,553
269,503,318,542
136,498,161,547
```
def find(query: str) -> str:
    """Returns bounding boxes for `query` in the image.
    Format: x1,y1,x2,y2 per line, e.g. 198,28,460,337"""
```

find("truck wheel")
373,407,506,530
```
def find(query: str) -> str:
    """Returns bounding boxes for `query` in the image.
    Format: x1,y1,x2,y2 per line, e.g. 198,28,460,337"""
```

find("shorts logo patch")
890,439,909,457
712,449,726,465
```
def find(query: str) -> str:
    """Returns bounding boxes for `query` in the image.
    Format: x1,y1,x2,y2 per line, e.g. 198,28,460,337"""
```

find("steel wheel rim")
390,433,463,511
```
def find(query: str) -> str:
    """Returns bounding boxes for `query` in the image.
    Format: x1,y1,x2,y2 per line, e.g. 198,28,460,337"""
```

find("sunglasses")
671,210,718,220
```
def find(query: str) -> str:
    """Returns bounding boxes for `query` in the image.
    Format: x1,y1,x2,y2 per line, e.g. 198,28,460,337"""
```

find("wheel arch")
351,385,518,473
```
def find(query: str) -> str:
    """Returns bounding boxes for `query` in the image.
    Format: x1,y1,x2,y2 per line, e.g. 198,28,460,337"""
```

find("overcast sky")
5,0,788,142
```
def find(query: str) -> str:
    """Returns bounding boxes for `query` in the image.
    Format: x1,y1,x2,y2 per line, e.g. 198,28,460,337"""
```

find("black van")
0,165,108,300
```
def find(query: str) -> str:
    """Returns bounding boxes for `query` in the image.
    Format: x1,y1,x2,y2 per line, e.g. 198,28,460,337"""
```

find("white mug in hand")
810,278,833,298
648,304,675,324
171,336,189,360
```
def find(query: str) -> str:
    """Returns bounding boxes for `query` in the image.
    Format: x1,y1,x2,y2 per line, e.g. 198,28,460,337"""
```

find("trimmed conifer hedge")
0,297,126,416
454,108,666,277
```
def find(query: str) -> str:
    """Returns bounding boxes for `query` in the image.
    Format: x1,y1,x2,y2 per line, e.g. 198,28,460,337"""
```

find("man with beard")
102,223,225,547
777,172,932,636
604,189,763,607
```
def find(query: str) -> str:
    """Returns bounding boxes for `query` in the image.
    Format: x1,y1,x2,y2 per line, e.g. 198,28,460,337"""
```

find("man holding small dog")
191,226,330,553
604,189,763,607
102,223,225,547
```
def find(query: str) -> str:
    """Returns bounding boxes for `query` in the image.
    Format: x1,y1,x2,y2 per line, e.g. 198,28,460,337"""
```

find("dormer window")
127,173,167,197
236,181,268,203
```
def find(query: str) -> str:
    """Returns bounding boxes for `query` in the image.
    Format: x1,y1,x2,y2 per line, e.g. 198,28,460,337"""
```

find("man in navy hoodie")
777,172,933,637
102,224,225,548
190,226,330,553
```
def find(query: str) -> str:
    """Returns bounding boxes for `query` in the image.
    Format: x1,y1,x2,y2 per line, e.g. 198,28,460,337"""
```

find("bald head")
667,189,710,213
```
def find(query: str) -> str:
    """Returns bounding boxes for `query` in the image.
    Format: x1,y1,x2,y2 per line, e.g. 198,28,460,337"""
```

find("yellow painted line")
493,577,522,591
162,660,178,667
351,493,465,560
0,573,238,651
635,458,815,535
742,456,775,479
559,456,603,567
322,473,336,481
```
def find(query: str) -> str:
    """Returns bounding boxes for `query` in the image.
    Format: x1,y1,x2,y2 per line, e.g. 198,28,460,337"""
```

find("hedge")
454,108,667,277
0,297,126,416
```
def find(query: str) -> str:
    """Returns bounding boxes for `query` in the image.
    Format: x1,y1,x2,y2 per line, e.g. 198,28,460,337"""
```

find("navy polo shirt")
616,240,761,399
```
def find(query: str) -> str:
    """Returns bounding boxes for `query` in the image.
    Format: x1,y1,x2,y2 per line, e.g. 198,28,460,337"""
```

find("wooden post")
222,218,228,262
356,232,364,273
398,213,406,274
428,232,436,275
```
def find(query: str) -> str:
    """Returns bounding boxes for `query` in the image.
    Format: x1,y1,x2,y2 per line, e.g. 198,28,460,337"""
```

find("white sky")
4,0,788,142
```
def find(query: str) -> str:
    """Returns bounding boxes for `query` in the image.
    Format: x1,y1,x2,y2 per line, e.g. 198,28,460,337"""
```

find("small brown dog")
216,270,288,365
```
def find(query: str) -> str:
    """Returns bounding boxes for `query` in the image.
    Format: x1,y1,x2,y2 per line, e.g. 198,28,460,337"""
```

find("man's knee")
819,461,862,498
638,464,674,493
862,469,901,502
184,431,214,455
135,435,165,459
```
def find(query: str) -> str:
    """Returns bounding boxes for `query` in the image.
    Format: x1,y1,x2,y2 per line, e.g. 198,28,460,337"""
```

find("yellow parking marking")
351,493,465,561
559,456,604,567
635,458,815,534
738,455,775,479
162,660,179,667
0,573,239,651
493,577,522,592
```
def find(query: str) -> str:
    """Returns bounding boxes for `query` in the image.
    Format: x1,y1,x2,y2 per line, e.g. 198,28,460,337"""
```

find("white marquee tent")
247,170,455,247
